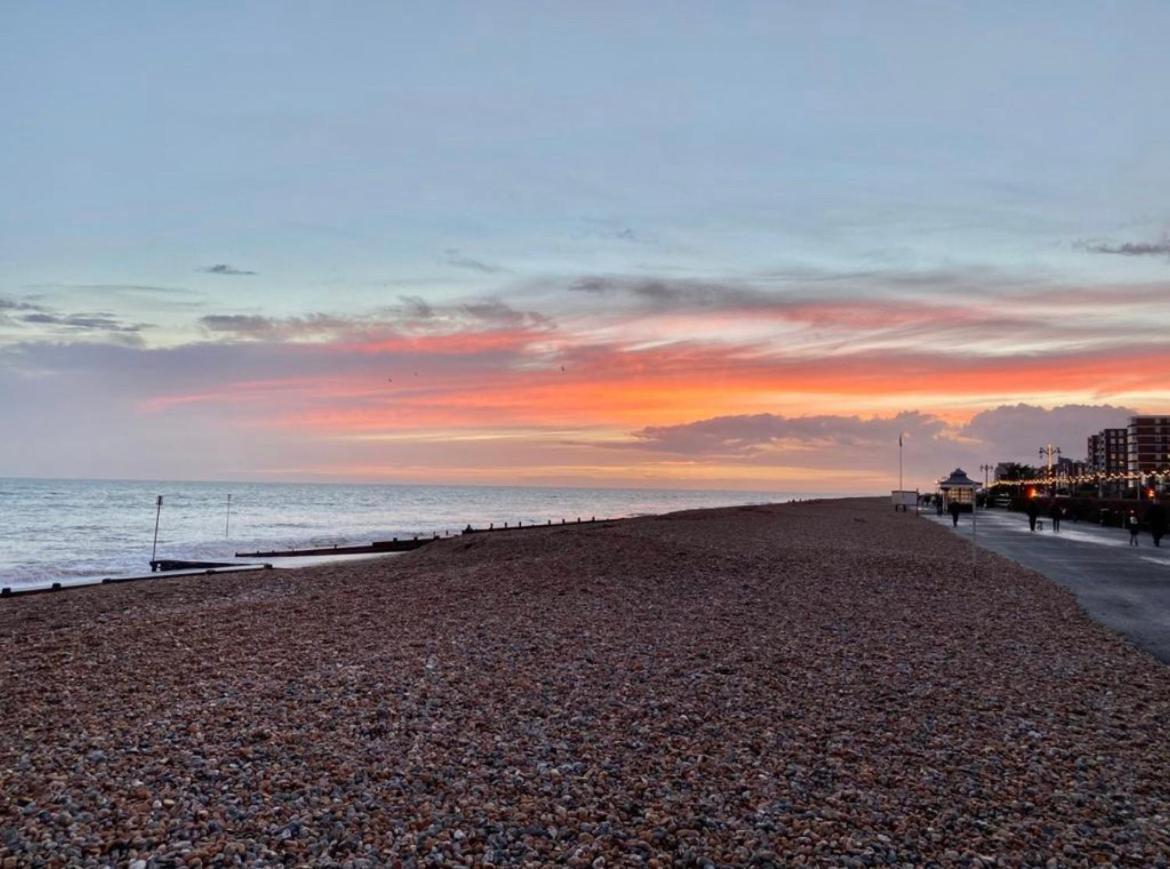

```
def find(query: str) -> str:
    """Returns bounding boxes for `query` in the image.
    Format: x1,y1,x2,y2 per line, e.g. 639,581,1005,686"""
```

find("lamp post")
979,463,994,508
1039,444,1062,496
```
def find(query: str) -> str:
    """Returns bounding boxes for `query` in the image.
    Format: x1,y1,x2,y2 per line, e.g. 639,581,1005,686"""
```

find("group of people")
1025,499,1166,547
1025,500,1065,533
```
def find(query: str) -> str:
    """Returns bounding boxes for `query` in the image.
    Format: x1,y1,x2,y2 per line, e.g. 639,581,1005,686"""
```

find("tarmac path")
932,506,1170,663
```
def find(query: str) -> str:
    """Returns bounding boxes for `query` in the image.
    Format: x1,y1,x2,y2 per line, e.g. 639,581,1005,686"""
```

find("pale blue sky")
4,1,1169,330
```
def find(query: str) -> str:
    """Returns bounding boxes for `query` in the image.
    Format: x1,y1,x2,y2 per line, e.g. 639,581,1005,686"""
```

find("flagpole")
898,433,905,494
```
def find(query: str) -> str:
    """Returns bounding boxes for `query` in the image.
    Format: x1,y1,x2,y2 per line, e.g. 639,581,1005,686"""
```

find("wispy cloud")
569,275,763,308
199,264,258,276
198,313,352,340
397,295,435,320
197,298,553,343
19,284,208,311
0,296,45,312
27,283,200,296
20,312,147,333
2,295,150,341
441,249,507,274
459,300,553,329
1076,236,1170,257
575,219,652,245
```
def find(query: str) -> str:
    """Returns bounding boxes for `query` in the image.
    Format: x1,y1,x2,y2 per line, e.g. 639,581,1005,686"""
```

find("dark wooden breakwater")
3,517,619,599
151,559,242,572
236,516,618,559
1,564,273,599
235,537,435,558
462,515,616,534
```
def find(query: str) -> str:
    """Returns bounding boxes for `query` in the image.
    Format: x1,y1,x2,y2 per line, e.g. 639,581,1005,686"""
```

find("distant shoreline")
0,479,846,589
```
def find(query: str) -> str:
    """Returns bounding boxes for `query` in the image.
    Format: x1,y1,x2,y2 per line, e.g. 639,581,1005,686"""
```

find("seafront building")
987,415,1168,501
1127,416,1170,475
1055,456,1089,489
1088,427,1129,474
938,467,978,510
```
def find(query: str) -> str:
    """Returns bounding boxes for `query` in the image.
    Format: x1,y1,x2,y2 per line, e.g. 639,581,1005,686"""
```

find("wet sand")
2,497,1168,866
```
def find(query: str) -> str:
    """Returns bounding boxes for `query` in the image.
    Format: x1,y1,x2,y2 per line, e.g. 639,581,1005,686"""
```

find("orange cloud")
141,337,1170,438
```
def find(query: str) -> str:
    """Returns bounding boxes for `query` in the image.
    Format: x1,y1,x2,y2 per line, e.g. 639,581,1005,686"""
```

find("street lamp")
979,463,994,507
1039,444,1062,496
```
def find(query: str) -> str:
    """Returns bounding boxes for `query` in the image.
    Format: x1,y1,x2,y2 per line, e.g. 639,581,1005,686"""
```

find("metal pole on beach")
225,493,232,538
971,486,978,578
898,433,904,493
151,495,163,567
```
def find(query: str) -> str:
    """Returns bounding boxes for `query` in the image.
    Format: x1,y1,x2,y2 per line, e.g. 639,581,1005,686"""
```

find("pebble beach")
2,497,1168,866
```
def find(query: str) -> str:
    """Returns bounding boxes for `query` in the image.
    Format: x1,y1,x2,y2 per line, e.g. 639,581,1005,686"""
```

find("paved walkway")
927,507,1170,663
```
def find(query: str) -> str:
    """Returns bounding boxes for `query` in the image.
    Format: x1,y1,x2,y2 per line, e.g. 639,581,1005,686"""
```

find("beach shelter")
938,467,978,510
938,467,982,573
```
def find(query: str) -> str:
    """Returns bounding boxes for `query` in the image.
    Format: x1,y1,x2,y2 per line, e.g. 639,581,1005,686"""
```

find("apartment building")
1127,415,1170,474
1089,427,1129,473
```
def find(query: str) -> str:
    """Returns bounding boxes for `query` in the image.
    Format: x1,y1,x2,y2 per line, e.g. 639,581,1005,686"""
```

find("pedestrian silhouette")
1127,510,1140,546
948,501,961,527
1049,502,1062,533
1026,500,1039,532
1147,501,1166,548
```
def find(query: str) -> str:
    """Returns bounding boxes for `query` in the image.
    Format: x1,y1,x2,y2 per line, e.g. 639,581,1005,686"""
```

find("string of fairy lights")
988,469,1170,489
984,437,1170,492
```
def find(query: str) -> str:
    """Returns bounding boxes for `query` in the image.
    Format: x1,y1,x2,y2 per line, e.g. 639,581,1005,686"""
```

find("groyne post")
972,498,978,578
151,495,163,571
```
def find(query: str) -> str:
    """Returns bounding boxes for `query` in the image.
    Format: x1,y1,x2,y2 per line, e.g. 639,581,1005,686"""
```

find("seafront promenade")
2,498,1169,865
931,507,1170,662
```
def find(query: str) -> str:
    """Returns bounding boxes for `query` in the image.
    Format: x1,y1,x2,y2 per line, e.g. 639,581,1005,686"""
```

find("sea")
0,478,819,589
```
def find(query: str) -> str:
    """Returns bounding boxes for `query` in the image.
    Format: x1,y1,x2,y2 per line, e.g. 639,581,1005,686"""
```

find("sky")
2,2,1169,492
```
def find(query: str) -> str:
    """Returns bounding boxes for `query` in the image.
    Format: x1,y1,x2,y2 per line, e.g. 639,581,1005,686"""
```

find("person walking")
948,500,962,527
1049,502,1062,533
1147,500,1166,548
1026,500,1039,532
1127,509,1140,546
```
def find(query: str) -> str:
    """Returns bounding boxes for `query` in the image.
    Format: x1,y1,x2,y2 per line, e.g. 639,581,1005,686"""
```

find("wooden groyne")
462,516,617,534
1,564,273,599
3,516,621,599
151,559,243,572
236,516,618,558
235,536,436,558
